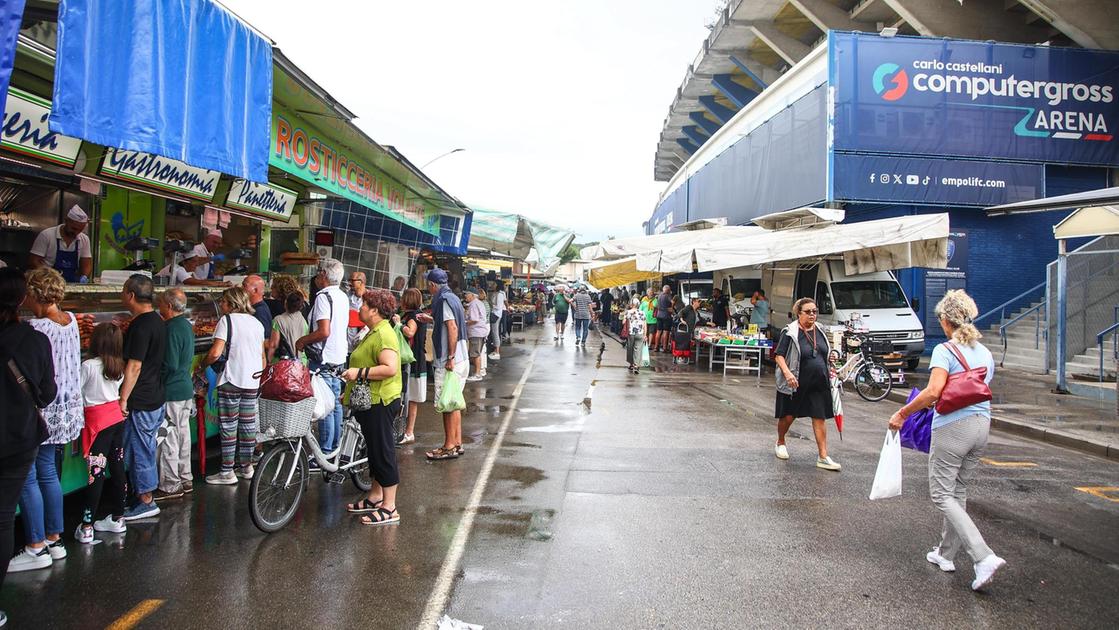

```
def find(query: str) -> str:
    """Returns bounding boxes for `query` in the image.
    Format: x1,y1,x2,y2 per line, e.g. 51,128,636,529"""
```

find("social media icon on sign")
906,175,919,185
880,173,890,183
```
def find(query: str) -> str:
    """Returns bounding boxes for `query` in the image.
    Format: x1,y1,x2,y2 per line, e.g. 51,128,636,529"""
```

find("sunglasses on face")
801,310,818,315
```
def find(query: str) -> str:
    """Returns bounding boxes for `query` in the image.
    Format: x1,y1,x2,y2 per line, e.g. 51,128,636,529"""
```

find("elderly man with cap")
29,204,93,283
190,229,226,280
425,268,469,461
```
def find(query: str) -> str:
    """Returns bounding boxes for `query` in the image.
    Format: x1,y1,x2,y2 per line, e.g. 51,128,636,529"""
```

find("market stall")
693,325,772,381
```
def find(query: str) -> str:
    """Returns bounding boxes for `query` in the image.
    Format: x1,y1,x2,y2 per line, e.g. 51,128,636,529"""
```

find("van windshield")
830,281,908,310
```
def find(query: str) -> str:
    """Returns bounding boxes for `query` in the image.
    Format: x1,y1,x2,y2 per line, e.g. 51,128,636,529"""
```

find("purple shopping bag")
900,387,932,453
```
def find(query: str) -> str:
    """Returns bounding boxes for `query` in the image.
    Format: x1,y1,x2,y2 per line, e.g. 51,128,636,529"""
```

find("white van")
716,261,925,369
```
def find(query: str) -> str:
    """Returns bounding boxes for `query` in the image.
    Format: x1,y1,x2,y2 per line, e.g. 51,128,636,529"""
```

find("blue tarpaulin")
0,0,25,106
49,0,273,182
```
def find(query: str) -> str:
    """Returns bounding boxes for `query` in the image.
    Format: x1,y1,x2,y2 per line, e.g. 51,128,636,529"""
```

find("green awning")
467,208,575,273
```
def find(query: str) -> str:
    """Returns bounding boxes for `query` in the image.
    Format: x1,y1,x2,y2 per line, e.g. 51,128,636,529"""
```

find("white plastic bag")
869,430,903,500
311,373,337,421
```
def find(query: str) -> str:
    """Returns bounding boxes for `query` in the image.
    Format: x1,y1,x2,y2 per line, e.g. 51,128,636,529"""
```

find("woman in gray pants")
622,297,647,375
889,289,1006,592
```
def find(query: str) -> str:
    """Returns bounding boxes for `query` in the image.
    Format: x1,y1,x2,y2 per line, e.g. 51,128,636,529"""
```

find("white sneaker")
93,515,127,533
466,374,484,382
926,548,956,572
74,525,94,545
207,470,238,485
46,538,66,560
774,444,789,460
971,554,1006,591
6,546,51,572
816,456,842,471
235,465,254,480
488,353,500,360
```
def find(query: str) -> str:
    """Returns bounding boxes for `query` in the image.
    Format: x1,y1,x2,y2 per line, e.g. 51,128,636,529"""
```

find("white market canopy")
467,208,576,273
588,211,950,276
693,213,950,274
580,224,761,262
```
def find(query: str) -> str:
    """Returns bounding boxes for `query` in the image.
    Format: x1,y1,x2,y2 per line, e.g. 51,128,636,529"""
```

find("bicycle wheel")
854,362,893,402
349,431,372,492
249,441,308,533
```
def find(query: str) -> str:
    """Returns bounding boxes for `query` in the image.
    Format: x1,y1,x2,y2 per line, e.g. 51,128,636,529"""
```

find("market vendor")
189,229,226,280
155,256,230,287
28,204,93,282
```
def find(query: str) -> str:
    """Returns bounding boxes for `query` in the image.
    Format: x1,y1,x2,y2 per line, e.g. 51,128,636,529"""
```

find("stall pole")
196,395,208,476
1055,238,1069,394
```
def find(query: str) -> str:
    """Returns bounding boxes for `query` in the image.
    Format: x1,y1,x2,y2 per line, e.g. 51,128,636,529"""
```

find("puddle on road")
478,507,555,542
501,441,543,449
492,463,547,488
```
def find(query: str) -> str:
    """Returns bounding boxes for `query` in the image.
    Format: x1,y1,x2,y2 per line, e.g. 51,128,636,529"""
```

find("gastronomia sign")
830,31,1119,167
269,104,439,235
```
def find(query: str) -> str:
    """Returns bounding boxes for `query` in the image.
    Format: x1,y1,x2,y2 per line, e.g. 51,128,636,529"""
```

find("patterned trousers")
217,384,258,472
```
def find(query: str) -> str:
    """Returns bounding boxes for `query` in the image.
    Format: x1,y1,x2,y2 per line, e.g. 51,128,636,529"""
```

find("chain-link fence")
1047,234,1119,380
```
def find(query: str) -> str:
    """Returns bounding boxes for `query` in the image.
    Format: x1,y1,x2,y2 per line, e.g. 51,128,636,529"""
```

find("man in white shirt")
155,256,228,287
29,204,93,282
296,258,350,452
489,282,507,360
189,229,225,280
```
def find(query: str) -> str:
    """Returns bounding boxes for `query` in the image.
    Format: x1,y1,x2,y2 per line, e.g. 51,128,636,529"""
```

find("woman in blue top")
889,289,1005,592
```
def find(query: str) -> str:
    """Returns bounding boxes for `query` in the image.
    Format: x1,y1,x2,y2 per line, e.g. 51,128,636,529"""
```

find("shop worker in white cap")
29,204,93,283
189,228,226,280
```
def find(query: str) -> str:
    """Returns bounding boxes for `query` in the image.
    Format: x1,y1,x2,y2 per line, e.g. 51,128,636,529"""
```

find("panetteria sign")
224,179,298,222
1,88,82,167
100,148,221,201
268,104,439,235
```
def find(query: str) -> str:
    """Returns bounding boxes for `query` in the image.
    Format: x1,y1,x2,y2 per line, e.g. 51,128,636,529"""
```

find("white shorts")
434,360,469,403
408,373,428,404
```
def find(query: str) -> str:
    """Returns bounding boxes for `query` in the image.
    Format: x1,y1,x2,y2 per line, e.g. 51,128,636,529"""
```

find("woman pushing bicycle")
340,289,403,526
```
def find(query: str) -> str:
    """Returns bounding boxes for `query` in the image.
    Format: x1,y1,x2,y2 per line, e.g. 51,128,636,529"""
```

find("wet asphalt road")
4,322,1119,629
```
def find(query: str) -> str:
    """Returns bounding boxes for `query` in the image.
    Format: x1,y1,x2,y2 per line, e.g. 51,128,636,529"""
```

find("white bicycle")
248,367,370,533
829,331,893,402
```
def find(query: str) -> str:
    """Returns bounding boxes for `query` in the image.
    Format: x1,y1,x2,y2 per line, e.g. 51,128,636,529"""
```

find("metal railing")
999,301,1046,367
1097,321,1119,382
973,281,1046,330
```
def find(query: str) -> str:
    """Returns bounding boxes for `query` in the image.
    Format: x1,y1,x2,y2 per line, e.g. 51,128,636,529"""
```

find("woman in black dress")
773,298,841,471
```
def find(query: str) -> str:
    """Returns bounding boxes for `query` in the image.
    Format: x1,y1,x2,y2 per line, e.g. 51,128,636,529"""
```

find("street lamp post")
420,148,465,169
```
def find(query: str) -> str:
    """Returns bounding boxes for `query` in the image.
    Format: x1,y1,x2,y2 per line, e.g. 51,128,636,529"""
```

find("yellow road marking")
980,458,1038,468
1075,486,1119,503
106,599,165,630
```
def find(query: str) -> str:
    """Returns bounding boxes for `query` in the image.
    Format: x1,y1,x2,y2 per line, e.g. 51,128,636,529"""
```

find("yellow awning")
588,257,662,289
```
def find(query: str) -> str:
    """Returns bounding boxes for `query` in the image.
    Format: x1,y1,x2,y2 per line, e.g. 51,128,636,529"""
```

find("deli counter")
57,284,226,355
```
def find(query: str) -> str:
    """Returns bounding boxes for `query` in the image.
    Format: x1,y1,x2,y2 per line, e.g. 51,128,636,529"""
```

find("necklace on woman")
800,324,817,358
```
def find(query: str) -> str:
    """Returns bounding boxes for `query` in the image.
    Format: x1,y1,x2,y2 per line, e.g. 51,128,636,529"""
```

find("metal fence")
1047,235,1119,380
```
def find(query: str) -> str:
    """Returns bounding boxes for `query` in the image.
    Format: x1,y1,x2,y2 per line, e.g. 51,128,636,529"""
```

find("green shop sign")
269,105,440,235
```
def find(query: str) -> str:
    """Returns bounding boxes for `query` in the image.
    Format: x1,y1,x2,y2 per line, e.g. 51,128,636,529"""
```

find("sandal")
346,498,382,514
454,444,464,455
360,507,400,526
426,447,460,460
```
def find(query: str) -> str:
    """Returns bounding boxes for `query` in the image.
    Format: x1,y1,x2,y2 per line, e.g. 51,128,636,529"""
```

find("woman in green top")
340,289,402,526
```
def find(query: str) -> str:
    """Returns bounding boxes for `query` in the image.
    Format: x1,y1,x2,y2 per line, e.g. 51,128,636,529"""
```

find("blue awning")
49,0,273,182
0,0,25,105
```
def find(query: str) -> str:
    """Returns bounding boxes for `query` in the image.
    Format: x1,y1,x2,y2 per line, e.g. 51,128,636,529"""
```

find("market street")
6,321,1119,629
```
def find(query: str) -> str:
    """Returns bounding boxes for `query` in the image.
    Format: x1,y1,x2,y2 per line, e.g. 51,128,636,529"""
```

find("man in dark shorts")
654,285,674,352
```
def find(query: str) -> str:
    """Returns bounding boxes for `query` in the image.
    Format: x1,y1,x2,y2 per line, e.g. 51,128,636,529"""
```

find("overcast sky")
221,0,717,242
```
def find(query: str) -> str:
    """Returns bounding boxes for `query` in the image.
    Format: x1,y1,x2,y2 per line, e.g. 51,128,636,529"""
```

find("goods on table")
279,251,320,266
193,312,218,338
694,326,771,347
76,313,96,349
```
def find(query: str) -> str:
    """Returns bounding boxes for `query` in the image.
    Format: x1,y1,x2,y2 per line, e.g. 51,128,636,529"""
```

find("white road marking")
418,350,538,629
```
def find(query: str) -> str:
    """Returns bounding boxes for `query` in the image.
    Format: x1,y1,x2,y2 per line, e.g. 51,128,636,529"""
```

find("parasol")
830,372,844,440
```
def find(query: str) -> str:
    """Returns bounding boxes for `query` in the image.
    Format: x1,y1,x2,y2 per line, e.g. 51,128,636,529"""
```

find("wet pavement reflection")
4,322,1118,628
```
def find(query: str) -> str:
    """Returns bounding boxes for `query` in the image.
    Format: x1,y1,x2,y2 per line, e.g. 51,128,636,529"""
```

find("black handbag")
211,314,233,374
305,290,334,365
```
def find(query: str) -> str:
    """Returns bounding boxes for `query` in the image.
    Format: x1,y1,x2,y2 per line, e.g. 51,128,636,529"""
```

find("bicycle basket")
258,397,317,440
862,339,895,355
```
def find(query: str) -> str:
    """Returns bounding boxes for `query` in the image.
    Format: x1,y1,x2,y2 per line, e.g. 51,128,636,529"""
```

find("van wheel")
906,357,920,371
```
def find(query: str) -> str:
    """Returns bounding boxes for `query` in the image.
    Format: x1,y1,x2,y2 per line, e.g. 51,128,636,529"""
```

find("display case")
52,284,226,355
